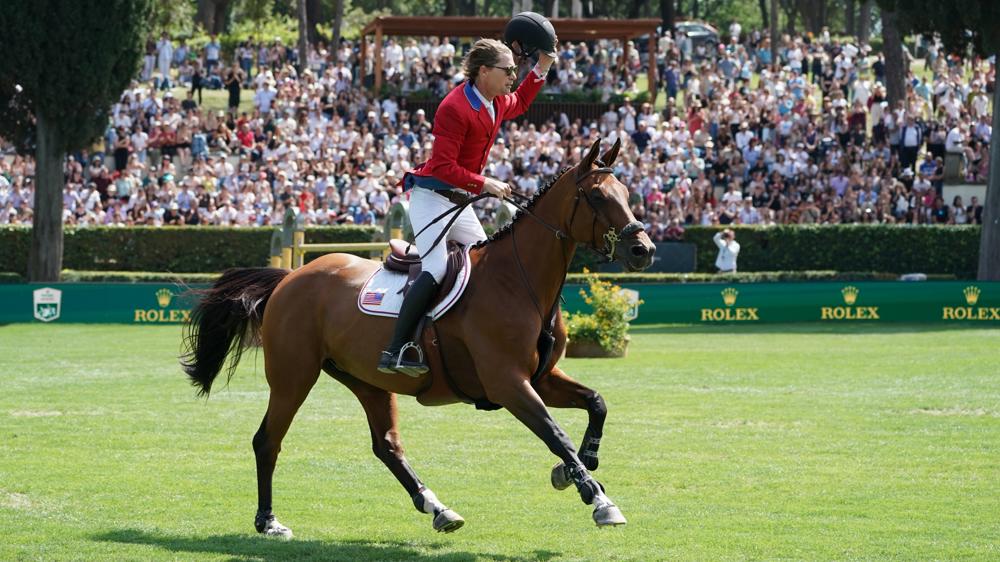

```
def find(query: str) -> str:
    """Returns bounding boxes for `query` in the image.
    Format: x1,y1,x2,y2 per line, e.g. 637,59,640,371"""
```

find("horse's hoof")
551,462,572,490
593,503,627,527
433,509,465,533
261,518,294,539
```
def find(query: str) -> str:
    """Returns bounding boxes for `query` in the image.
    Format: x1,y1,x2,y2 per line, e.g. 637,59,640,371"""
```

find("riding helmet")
503,11,557,58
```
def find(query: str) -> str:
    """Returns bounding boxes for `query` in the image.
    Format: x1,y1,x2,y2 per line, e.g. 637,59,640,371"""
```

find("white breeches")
408,187,487,284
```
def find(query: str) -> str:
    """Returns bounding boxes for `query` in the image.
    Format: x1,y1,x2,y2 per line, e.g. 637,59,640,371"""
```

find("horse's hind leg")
252,350,321,538
535,367,607,490
326,366,465,533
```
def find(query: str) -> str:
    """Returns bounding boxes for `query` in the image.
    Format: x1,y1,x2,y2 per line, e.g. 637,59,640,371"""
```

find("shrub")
562,269,640,354
0,225,379,276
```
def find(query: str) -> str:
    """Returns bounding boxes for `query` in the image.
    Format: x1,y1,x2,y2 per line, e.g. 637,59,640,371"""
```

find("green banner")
563,281,1000,324
0,281,998,325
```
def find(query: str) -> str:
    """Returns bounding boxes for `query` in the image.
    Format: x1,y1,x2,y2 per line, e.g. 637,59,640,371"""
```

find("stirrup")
377,343,428,377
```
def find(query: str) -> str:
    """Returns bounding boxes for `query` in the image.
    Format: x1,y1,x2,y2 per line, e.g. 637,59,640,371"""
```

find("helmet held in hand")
503,11,557,59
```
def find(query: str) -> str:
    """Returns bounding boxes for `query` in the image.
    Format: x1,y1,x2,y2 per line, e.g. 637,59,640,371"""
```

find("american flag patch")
361,290,385,306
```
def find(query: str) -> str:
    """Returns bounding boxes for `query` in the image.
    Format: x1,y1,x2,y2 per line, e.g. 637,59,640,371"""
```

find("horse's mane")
472,165,573,249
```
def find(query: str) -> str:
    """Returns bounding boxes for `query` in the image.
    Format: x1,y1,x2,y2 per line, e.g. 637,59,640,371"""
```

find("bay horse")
181,138,655,537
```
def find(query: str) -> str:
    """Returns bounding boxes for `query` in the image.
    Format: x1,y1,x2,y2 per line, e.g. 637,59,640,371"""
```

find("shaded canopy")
360,16,663,99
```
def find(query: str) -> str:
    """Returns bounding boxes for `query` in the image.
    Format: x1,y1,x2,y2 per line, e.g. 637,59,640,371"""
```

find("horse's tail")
181,267,290,397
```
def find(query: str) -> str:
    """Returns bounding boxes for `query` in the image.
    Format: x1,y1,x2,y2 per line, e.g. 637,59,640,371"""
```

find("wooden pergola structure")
360,17,663,101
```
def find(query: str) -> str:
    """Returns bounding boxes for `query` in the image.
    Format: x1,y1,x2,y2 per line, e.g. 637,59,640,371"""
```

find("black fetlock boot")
377,272,439,377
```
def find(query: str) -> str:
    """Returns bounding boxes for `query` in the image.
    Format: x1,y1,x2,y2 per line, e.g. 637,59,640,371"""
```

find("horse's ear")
581,138,602,170
600,138,621,168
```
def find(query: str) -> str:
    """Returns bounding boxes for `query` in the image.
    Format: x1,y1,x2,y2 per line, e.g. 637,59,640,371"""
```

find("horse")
181,138,655,537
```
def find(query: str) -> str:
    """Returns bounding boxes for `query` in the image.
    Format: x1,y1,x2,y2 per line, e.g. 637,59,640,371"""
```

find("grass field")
1,323,998,561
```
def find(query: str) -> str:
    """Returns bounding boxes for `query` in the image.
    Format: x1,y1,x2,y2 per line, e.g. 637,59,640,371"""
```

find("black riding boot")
377,272,439,377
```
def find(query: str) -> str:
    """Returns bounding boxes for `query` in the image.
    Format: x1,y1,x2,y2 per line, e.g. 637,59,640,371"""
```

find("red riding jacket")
409,71,546,194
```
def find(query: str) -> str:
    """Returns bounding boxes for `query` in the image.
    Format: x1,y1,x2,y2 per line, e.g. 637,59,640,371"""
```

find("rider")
378,22,558,376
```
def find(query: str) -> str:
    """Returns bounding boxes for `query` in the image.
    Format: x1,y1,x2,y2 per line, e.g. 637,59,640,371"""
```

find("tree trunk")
332,0,343,52
661,0,675,29
797,0,819,34
782,0,796,33
845,0,855,36
544,0,556,17
297,0,308,74
858,0,872,45
628,0,641,18
28,113,64,282
196,0,214,33
758,0,768,28
445,0,458,16
978,58,1000,280
690,0,699,19
881,7,906,107
306,0,323,44
770,0,779,67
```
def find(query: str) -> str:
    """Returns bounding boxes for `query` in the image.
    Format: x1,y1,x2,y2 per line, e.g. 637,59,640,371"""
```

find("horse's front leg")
534,367,607,490
489,376,626,527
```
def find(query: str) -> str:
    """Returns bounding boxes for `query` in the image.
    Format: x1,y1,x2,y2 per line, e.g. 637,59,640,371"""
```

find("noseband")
506,161,645,327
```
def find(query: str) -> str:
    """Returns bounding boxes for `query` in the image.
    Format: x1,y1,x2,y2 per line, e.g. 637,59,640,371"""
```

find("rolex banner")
0,282,997,324
560,281,1000,324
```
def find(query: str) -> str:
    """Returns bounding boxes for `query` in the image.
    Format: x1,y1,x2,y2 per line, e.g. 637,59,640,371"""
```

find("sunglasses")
489,65,518,77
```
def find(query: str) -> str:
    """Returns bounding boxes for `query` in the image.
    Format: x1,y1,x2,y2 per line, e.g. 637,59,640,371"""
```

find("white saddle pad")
357,245,473,320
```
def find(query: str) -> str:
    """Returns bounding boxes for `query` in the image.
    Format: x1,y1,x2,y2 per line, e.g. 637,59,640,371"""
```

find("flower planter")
565,338,628,358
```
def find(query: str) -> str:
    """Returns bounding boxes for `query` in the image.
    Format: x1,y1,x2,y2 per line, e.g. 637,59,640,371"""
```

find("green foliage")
58,270,220,283
878,0,1000,55
1,225,979,277
566,270,958,284
0,0,152,153
682,225,981,277
148,0,197,36
0,272,24,284
563,269,639,354
0,225,379,275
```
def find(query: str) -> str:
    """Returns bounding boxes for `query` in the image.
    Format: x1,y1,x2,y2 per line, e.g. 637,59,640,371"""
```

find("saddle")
384,239,466,300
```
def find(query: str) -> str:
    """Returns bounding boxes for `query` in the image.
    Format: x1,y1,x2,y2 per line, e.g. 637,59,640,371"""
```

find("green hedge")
0,226,380,275
566,271,957,285
0,224,981,278
3,269,955,285
682,225,980,277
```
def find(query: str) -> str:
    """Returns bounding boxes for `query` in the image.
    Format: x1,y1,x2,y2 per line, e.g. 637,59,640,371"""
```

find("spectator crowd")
0,25,993,240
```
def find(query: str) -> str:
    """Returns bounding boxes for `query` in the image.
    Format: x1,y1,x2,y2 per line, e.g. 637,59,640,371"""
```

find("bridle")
504,160,644,323
566,162,645,261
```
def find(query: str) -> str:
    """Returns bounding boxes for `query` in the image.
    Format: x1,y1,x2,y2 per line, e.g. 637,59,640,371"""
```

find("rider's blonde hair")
462,39,512,81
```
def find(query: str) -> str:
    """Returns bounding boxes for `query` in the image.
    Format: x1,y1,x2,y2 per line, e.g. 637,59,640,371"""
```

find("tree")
148,0,196,36
876,0,1000,280
858,0,873,45
197,0,232,34
879,5,907,107
770,0,779,67
332,0,345,53
296,0,308,72
0,1,151,282
662,0,676,30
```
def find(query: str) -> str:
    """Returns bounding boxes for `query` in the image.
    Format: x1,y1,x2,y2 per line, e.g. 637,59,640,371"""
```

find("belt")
435,189,472,206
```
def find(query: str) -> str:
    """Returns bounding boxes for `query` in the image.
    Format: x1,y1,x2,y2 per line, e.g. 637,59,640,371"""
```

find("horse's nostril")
630,245,648,257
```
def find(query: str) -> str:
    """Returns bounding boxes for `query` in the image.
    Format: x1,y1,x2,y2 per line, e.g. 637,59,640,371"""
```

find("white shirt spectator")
945,126,964,153
713,231,741,272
